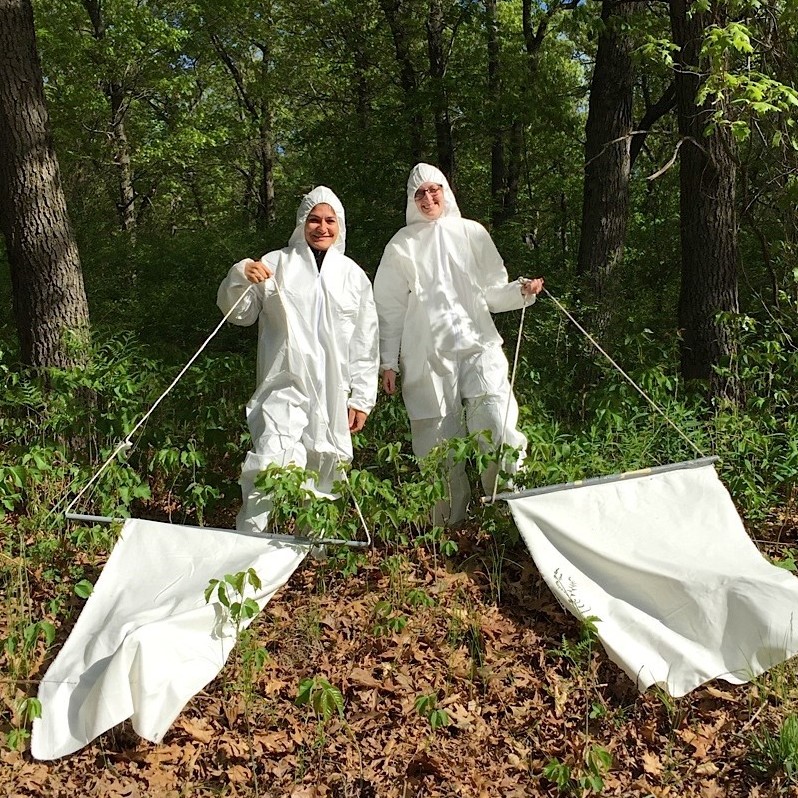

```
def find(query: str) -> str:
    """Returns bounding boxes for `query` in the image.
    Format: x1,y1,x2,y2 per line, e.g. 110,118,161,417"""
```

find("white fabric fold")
507,464,798,696
32,519,307,760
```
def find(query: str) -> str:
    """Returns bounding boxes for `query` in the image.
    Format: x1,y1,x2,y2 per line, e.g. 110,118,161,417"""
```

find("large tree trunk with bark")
670,0,739,400
0,0,90,368
577,0,635,328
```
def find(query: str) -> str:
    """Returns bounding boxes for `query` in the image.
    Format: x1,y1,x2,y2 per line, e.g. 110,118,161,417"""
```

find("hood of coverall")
288,186,347,254
405,163,461,226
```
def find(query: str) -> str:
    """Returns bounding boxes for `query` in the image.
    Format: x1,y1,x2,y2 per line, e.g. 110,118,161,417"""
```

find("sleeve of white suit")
469,223,533,314
373,249,410,373
347,275,380,414
485,279,535,313
217,259,265,326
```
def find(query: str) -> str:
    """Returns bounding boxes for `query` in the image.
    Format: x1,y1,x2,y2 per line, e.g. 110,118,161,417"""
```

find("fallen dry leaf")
641,751,663,776
176,716,215,744
694,761,719,777
348,667,383,688
701,685,738,702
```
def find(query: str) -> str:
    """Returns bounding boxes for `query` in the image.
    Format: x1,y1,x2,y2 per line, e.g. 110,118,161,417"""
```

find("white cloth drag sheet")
507,464,798,697
32,519,308,760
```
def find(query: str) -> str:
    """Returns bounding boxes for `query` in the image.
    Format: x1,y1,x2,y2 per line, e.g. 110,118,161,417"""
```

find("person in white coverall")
217,187,379,534
374,163,544,525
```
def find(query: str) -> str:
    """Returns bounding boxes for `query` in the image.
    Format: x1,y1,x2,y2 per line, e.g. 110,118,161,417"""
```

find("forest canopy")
0,0,795,387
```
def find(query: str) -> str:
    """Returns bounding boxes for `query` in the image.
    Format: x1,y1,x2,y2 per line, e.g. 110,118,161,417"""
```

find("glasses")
414,185,443,201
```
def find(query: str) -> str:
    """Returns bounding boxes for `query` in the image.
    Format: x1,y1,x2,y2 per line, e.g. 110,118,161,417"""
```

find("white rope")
64,285,256,518
543,288,705,458
487,285,705,506
271,279,372,546
65,274,371,545
489,292,530,504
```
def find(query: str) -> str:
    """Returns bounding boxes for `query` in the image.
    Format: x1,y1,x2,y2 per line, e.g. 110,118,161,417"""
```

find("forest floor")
2,510,798,798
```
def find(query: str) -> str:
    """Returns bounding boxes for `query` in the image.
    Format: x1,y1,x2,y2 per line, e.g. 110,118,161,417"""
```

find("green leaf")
240,598,260,620
428,708,450,729
295,678,314,706
18,697,42,723
204,579,219,604
74,579,93,599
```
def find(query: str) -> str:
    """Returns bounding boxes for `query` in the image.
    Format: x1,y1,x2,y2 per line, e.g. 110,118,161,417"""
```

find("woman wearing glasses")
374,163,544,526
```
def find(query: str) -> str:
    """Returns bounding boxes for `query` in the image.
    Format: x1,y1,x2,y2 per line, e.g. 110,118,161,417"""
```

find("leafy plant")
205,568,262,627
542,744,613,794
414,692,450,731
549,570,602,671
3,696,43,752
774,549,797,572
74,579,93,599
405,587,435,608
549,614,602,670
371,600,408,637
295,676,345,723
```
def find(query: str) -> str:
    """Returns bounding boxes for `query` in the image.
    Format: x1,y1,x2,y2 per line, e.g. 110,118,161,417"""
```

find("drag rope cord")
489,291,530,504
544,288,705,458
63,284,256,518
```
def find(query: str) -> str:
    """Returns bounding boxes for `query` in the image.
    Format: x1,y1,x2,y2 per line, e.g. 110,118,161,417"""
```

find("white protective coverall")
374,163,532,524
217,187,379,533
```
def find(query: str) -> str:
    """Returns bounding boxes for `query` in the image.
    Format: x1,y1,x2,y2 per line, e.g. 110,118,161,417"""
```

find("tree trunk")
257,106,276,226
0,0,90,368
81,0,137,234
670,0,739,399
486,0,505,225
257,49,275,226
378,0,423,164
577,0,635,325
426,0,455,183
212,33,275,227
108,80,137,233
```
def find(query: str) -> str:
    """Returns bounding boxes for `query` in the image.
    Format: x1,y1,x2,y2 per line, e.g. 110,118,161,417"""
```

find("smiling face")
414,182,444,220
304,203,339,250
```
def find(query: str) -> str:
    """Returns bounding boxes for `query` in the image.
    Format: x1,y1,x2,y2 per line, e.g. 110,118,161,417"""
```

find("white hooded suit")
218,187,379,533
374,164,531,524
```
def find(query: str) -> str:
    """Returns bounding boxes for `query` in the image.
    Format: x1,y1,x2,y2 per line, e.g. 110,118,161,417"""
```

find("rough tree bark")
577,0,635,326
670,0,740,399
0,0,90,368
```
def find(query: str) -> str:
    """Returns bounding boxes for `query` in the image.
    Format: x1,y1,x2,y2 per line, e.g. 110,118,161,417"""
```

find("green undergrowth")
2,308,798,778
